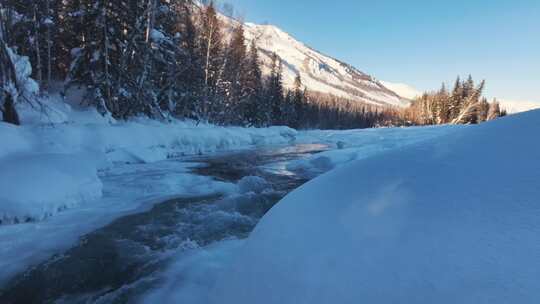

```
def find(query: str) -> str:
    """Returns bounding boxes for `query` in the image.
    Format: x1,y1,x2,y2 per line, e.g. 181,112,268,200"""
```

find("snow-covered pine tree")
197,1,226,121
173,1,203,119
126,0,175,119
56,0,85,78
0,7,20,124
2,0,61,90
0,2,41,125
64,0,120,117
223,22,249,124
63,0,171,119
150,0,190,119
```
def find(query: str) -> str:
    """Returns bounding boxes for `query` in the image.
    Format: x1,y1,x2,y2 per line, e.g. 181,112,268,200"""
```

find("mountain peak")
221,15,410,108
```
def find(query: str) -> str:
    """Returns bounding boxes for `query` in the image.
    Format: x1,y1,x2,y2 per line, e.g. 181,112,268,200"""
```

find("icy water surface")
0,144,327,304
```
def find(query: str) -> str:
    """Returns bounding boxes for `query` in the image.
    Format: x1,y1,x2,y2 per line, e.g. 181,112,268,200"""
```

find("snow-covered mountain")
379,81,422,100
219,15,409,108
244,23,410,108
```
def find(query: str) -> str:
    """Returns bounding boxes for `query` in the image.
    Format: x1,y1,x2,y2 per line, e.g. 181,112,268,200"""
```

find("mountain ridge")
218,14,410,108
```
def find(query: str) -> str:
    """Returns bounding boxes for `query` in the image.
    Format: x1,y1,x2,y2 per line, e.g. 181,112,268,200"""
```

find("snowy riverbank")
0,101,297,224
0,102,454,287
209,109,540,304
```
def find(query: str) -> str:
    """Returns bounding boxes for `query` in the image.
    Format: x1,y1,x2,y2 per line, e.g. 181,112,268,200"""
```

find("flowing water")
0,144,327,304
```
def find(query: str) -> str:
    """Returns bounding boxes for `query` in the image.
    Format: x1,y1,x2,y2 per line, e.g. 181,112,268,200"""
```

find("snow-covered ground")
292,125,461,177
0,101,455,289
207,110,540,304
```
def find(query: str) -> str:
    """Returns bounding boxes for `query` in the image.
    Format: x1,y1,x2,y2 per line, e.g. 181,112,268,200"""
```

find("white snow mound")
0,153,103,224
210,110,540,304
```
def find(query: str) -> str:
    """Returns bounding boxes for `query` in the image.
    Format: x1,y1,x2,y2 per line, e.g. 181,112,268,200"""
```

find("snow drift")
0,153,103,224
210,110,540,303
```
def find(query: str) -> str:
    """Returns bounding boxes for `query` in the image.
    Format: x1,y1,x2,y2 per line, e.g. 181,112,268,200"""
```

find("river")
0,144,328,304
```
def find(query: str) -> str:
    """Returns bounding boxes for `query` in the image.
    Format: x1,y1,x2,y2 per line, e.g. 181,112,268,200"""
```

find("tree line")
0,0,389,129
402,75,506,125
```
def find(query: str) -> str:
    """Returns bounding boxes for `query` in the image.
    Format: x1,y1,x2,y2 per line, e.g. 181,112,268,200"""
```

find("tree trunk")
2,93,21,125
145,0,156,43
102,3,112,115
46,0,52,90
33,4,43,87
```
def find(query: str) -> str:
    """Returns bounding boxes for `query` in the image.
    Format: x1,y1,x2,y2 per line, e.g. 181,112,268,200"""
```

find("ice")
210,110,540,304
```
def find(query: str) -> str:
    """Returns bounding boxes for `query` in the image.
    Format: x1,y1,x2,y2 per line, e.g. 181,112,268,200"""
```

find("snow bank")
95,120,296,164
0,153,103,224
23,119,296,166
6,97,298,166
292,125,459,176
210,110,540,303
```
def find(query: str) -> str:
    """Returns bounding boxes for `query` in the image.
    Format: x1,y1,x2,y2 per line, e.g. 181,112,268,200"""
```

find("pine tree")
63,0,114,116
0,9,21,125
2,0,62,89
477,97,490,122
223,22,248,124
487,99,502,121
453,79,485,124
462,74,475,100
406,75,496,126
198,1,225,120
449,76,463,120
436,82,450,124
291,74,306,128
268,53,284,125
173,1,201,118
56,0,85,78
243,40,264,126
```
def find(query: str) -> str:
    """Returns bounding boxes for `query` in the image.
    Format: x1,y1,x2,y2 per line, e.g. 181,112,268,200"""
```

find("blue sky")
225,0,539,103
